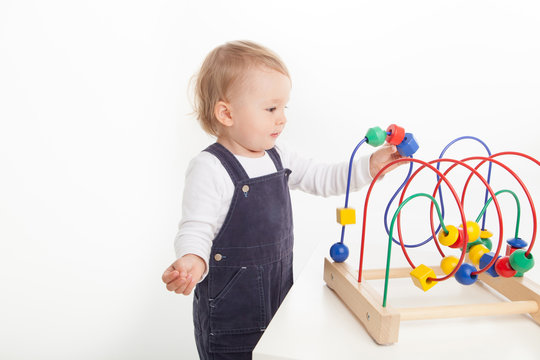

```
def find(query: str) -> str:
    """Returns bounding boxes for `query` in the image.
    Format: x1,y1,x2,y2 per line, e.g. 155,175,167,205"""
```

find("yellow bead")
459,221,481,243
410,264,437,291
438,225,459,246
336,207,356,225
440,256,459,275
469,244,490,266
480,229,493,239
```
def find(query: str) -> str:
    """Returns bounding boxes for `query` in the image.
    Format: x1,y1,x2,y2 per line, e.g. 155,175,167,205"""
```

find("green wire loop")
475,189,521,238
383,193,447,307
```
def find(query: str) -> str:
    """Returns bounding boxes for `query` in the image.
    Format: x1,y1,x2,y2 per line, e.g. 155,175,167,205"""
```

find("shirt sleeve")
277,143,373,197
174,153,229,281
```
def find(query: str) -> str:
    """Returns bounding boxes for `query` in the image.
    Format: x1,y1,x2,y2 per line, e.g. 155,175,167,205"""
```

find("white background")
1,1,539,359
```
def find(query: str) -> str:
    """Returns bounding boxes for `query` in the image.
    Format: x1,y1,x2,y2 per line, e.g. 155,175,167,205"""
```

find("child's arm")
277,142,404,197
163,152,230,295
162,254,206,295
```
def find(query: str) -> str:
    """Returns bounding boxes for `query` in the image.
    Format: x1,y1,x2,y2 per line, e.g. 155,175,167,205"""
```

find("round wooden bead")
365,126,387,147
507,237,528,249
494,256,517,277
386,124,405,145
449,228,466,249
480,229,493,239
480,237,493,251
454,263,478,285
440,256,459,275
468,244,490,266
479,252,500,277
438,225,459,246
396,133,419,157
509,249,535,273
459,221,480,243
330,242,349,263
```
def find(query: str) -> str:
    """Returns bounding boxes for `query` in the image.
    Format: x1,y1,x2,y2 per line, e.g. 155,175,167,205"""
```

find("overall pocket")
209,266,266,332
208,266,267,353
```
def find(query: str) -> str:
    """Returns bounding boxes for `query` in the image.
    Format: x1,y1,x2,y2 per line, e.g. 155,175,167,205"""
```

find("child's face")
222,66,291,157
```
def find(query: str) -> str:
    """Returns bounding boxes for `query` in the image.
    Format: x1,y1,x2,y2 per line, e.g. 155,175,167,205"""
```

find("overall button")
242,185,250,192
214,253,223,262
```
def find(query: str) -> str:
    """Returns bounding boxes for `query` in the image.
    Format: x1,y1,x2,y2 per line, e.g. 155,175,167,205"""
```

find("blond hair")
191,40,290,136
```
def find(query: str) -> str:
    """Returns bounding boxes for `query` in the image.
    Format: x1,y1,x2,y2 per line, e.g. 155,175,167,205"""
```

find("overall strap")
266,147,284,171
203,143,250,183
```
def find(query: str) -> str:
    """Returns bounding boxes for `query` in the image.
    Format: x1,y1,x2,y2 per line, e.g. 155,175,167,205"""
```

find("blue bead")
454,263,478,285
396,133,419,157
507,237,528,249
330,242,349,262
479,252,500,277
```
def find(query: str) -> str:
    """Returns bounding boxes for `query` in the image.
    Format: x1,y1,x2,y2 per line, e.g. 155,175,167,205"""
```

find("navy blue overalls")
193,143,294,360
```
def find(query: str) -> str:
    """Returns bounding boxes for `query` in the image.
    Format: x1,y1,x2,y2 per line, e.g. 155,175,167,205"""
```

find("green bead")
466,239,483,252
509,249,535,273
365,126,387,147
481,238,493,251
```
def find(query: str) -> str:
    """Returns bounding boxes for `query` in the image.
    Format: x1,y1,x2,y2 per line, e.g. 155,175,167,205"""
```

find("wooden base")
323,257,540,345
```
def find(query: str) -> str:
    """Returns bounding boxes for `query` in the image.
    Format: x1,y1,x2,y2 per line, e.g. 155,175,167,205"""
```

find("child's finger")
183,276,197,295
174,278,190,294
167,276,187,292
162,269,179,284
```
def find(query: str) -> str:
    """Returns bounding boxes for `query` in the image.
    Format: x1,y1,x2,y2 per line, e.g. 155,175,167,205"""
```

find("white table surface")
253,241,540,360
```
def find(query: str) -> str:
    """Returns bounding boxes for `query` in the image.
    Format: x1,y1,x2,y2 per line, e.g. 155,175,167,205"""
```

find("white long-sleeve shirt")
174,143,373,280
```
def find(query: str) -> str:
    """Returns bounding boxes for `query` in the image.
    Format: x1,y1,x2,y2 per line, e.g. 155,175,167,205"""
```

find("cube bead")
336,207,356,225
410,264,437,291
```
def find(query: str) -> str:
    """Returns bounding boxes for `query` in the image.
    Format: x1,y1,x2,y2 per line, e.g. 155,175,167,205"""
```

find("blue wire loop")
383,136,492,247
436,136,493,230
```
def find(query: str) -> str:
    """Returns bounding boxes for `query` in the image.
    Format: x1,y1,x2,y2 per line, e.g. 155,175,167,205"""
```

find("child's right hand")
162,254,206,295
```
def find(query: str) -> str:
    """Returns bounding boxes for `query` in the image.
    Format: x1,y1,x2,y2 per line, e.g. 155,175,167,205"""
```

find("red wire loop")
358,151,538,283
461,152,538,257
395,158,504,280
358,158,470,282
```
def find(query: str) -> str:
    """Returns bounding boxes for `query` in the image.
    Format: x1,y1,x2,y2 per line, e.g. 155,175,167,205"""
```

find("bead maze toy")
323,124,540,344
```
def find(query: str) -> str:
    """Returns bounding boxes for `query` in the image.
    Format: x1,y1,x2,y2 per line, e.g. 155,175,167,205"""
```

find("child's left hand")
369,144,405,178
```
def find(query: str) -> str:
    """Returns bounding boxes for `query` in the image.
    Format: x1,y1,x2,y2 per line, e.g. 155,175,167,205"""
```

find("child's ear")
214,101,233,127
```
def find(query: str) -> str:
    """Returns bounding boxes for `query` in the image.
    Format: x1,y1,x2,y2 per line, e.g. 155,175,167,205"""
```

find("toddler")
162,40,403,360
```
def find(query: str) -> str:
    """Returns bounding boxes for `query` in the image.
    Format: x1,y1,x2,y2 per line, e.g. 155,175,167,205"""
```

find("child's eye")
266,107,277,113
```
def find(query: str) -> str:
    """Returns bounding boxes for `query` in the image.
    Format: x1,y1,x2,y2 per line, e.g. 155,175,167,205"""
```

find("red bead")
386,124,405,145
449,228,466,248
494,256,517,277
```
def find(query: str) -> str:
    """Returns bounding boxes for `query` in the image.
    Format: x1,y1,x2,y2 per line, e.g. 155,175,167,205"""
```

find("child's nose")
277,112,287,125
